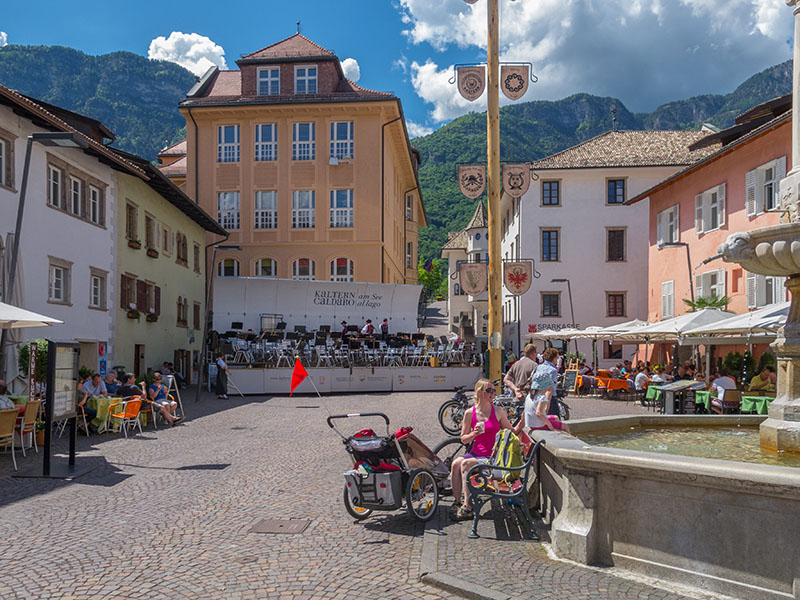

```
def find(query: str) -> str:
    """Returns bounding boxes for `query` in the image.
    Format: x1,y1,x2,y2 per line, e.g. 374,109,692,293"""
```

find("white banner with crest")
458,165,486,199
503,262,533,295
457,66,486,101
459,263,488,296
502,164,530,198
500,64,529,100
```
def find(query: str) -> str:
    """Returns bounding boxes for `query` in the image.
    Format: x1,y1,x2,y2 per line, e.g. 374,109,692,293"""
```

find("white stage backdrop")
213,278,423,332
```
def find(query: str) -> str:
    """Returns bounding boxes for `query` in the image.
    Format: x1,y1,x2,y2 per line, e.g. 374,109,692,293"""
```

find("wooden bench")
465,438,545,540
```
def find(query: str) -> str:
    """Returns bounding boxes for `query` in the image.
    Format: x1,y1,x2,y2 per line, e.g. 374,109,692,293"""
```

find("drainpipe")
381,117,402,283
402,185,418,284
188,107,199,203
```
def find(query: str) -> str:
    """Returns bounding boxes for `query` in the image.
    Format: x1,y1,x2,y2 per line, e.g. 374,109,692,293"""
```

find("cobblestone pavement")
0,390,682,599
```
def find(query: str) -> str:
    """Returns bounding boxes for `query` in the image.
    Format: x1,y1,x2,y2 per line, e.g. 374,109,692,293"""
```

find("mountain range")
0,45,791,261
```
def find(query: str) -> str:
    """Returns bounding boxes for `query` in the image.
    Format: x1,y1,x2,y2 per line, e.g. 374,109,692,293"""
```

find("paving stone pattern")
0,390,682,599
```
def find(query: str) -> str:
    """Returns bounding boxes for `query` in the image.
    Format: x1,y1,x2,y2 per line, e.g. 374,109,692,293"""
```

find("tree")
683,295,730,312
418,259,448,300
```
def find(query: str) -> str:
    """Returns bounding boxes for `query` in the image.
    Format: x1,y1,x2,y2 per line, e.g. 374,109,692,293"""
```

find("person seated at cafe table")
0,380,16,410
711,368,737,400
147,372,182,426
104,373,120,395
78,373,106,427
749,365,776,392
117,373,142,399
634,366,650,391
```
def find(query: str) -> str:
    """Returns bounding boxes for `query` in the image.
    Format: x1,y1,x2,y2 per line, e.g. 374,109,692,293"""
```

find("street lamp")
0,132,89,375
194,243,241,402
659,241,694,303
551,278,578,355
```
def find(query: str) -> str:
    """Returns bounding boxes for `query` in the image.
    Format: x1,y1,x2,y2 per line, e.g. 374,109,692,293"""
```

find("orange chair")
107,398,143,439
0,408,18,471
17,399,41,456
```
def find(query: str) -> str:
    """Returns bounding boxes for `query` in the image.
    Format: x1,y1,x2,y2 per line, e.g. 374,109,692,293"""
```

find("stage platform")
227,366,483,395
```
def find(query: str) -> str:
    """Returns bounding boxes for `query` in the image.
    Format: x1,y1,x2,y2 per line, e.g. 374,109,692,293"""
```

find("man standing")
215,352,229,399
503,344,538,399
380,318,389,340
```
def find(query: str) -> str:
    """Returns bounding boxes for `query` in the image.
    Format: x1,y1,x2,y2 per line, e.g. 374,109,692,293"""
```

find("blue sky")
0,1,794,137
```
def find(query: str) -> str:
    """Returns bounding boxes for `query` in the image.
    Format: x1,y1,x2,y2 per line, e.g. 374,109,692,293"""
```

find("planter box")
146,313,158,323
127,239,141,249
127,310,140,320
146,248,159,258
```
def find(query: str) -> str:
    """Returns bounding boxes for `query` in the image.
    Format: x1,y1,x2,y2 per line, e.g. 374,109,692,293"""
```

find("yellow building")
114,151,226,378
178,33,424,284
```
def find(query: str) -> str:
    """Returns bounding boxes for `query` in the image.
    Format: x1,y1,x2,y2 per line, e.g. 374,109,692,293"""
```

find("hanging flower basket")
146,248,159,258
127,309,141,319
176,257,188,267
128,239,142,249
146,313,158,323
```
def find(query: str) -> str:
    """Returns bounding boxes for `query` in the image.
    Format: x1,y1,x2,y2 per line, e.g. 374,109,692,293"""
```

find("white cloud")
0,32,7,47
398,0,793,122
341,57,361,82
148,32,227,77
407,120,434,138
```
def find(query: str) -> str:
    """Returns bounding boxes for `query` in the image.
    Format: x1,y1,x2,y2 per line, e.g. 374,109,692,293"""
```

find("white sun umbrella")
615,308,735,342
681,301,789,345
0,302,63,329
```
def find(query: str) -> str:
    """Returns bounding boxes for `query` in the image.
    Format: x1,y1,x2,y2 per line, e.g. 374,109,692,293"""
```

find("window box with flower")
146,312,158,323
128,239,142,250
146,248,159,259
127,309,140,320
177,318,188,327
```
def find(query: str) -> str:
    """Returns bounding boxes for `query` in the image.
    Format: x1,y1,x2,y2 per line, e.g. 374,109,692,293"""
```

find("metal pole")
194,245,218,403
486,0,502,382
566,280,577,355
685,245,695,303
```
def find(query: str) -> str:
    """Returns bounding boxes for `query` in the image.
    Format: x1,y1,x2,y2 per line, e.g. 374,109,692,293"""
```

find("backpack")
489,429,524,485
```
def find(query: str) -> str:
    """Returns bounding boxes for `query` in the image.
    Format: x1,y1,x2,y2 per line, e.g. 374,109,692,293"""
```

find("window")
330,121,354,160
162,225,172,256
607,292,625,317
193,243,201,273
217,125,240,163
295,65,317,94
292,123,315,160
217,192,240,230
541,229,559,262
694,183,726,234
542,181,559,206
217,258,239,277
292,190,315,228
695,269,726,299
0,138,5,187
48,165,62,208
120,274,137,310
292,258,315,280
88,185,102,225
661,280,674,319
255,124,277,162
747,272,787,308
88,268,107,310
406,242,413,269
193,302,201,330
657,205,679,246
541,293,560,317
176,296,188,326
607,179,625,204
145,214,156,250
330,189,353,228
125,203,138,241
607,228,625,262
746,157,787,215
257,67,280,96
48,257,72,304
406,194,413,221
254,191,277,229
330,257,354,282
69,176,82,216
175,233,188,264
254,258,276,277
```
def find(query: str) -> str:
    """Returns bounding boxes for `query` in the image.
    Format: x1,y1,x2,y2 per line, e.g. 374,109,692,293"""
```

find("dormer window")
295,66,317,94
257,67,280,96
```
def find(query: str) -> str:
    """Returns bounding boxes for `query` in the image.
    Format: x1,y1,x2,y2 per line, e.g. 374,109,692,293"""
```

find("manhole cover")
250,518,310,534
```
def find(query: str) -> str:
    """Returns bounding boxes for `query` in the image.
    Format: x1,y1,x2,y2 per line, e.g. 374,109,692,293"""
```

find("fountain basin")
719,223,800,277
533,415,800,600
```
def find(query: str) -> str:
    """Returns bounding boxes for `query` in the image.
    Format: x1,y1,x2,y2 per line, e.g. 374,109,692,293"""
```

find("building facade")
178,34,424,286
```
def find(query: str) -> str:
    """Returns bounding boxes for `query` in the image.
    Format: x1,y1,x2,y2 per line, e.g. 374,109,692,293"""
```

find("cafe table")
87,396,124,433
741,395,774,415
694,390,711,412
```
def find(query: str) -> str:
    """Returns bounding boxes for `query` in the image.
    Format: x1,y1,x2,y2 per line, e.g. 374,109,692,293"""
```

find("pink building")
628,95,791,365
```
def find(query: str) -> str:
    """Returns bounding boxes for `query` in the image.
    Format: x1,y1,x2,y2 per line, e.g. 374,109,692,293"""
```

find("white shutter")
695,274,704,299
779,276,788,302
662,280,674,318
756,274,768,308
694,194,704,233
745,169,757,216
746,272,756,308
716,268,726,297
656,212,663,246
776,156,787,187
673,206,679,241
718,183,726,227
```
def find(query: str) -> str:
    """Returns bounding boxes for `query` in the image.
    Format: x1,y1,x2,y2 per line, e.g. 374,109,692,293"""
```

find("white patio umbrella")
682,302,789,340
615,308,736,342
0,302,62,329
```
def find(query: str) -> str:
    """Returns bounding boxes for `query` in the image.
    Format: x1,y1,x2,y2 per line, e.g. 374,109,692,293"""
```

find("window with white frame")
330,257,353,282
330,189,353,228
48,165,62,208
217,125,240,163
257,67,280,96
88,185,102,225
145,214,156,250
162,225,172,256
217,258,240,277
695,269,726,299
254,258,277,277
330,121,353,160
661,280,674,319
125,203,137,241
747,272,787,308
292,258,315,280
48,258,71,304
694,183,726,234
292,190,315,228
217,192,240,230
254,190,277,229
292,123,315,160
89,269,106,310
746,156,787,215
656,205,679,246
69,176,82,216
294,65,317,94
254,123,277,161
406,194,413,221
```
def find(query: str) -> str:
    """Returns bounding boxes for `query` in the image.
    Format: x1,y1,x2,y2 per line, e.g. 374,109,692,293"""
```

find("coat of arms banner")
458,165,486,199
500,64,529,101
457,66,486,102
459,263,488,296
502,164,530,198
503,261,533,295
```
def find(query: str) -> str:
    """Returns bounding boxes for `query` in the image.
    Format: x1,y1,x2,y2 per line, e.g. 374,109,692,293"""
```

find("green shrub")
17,339,49,382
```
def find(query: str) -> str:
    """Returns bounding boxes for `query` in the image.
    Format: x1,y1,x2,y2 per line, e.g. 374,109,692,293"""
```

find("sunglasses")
484,387,496,394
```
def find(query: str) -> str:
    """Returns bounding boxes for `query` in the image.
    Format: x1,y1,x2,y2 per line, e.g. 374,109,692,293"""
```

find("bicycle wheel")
433,436,467,471
559,400,571,421
406,468,438,522
438,400,464,436
343,485,372,520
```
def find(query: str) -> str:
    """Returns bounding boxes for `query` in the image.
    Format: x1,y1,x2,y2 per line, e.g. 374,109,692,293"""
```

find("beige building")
176,33,424,284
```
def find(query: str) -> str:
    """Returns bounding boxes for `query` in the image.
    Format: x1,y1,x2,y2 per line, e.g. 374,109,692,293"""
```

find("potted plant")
127,309,141,320
127,239,142,249
146,247,159,258
176,257,188,267
146,312,158,323
78,365,93,381
35,419,45,446
177,318,188,327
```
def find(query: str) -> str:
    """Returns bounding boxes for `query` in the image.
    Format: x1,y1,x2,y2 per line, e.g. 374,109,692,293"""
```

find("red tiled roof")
159,155,186,177
529,130,717,170
442,230,468,251
159,139,186,156
241,34,335,61
206,70,242,98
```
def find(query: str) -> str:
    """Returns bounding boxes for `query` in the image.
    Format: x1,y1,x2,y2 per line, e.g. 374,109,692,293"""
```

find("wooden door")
134,344,145,377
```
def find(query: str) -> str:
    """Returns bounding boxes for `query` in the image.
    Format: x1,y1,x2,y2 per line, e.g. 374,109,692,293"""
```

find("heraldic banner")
502,164,530,198
458,165,486,199
503,261,533,295
459,262,488,296
457,66,486,101
500,64,529,101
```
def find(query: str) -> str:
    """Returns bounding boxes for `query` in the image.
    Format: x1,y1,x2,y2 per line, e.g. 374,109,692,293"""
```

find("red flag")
290,358,308,395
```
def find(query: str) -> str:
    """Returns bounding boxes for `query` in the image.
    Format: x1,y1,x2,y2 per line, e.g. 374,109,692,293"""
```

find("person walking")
215,352,229,399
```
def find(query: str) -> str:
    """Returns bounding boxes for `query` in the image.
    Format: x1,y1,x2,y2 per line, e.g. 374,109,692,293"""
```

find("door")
134,344,145,377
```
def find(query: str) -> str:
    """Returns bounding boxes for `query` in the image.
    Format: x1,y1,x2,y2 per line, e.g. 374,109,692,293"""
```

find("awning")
0,302,63,329
614,308,736,342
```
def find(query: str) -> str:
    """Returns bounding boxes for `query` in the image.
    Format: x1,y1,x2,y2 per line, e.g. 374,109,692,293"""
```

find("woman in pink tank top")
449,378,520,521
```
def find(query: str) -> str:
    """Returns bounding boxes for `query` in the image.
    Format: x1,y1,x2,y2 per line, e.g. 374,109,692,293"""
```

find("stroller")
327,412,449,522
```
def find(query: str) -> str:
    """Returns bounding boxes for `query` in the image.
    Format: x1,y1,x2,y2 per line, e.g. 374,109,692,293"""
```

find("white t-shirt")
712,376,737,400
524,391,550,429
634,372,649,391
216,357,227,370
